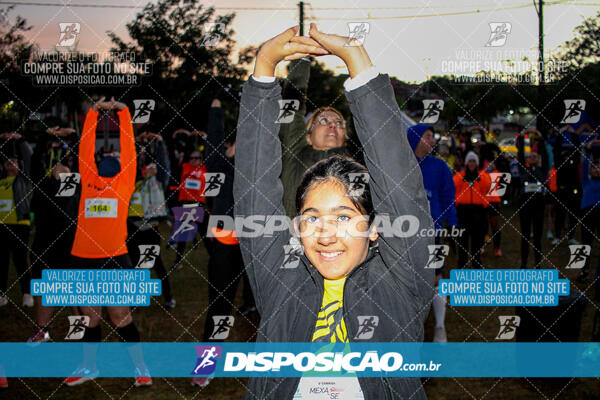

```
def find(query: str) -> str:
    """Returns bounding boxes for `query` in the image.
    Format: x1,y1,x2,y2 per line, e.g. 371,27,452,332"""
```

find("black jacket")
31,175,79,259
205,106,235,217
517,135,548,201
1,139,33,221
234,74,434,399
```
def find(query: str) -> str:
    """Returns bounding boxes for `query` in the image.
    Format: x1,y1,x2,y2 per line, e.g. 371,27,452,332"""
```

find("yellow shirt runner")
0,177,30,225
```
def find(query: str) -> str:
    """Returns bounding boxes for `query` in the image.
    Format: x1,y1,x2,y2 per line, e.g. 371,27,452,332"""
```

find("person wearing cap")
407,124,457,342
454,151,491,268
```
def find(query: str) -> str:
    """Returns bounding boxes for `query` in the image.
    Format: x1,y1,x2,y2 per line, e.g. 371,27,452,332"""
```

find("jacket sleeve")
344,74,435,315
453,173,461,202
205,106,226,173
233,77,292,312
79,109,99,179
581,148,591,185
280,59,311,165
480,172,492,207
155,140,170,191
18,139,33,179
538,138,549,178
117,107,137,190
439,162,458,226
516,134,526,174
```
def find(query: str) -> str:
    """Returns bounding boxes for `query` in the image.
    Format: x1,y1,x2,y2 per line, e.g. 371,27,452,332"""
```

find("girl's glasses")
317,117,344,128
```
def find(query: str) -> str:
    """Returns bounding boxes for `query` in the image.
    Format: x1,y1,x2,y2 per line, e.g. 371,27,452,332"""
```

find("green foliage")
0,6,33,74
551,11,600,77
106,0,255,133
108,0,250,80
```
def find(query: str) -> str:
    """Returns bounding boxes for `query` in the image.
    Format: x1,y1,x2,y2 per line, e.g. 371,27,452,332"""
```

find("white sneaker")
433,326,447,343
22,294,34,308
0,296,7,307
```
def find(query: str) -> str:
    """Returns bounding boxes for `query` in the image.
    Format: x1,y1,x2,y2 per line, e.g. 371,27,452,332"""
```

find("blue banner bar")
1,343,599,377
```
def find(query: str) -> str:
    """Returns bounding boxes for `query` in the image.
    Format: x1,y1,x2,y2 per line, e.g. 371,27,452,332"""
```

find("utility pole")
538,0,544,86
298,1,304,35
535,0,545,133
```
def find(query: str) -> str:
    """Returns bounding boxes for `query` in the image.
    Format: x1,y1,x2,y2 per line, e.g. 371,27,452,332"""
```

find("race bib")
184,179,201,190
131,192,142,205
0,199,12,212
296,377,364,399
524,182,543,193
85,198,118,218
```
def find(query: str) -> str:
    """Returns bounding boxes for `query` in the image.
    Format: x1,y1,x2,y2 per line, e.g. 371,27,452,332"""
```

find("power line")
308,0,599,20
0,1,295,10
2,0,597,16
309,4,533,20
310,2,533,10
1,1,144,8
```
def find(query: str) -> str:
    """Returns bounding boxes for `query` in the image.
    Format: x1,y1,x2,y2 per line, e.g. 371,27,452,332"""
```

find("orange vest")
178,162,207,203
71,108,136,258
485,169,501,203
454,170,491,207
547,167,558,193
210,227,239,245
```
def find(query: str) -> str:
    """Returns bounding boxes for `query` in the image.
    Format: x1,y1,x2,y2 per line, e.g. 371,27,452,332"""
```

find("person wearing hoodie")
407,124,457,343
454,151,491,268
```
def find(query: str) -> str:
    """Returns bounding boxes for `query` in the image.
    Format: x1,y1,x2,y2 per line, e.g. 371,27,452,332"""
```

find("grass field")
1,206,599,400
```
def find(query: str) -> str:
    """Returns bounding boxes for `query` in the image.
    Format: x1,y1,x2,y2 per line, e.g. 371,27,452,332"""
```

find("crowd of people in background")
0,44,599,391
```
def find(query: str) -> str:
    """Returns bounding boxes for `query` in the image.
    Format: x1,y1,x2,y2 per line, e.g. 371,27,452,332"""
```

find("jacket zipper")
286,265,323,398
382,377,393,400
344,248,381,399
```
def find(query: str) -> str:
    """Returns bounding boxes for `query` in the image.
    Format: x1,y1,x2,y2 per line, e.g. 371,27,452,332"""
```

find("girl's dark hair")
295,155,374,222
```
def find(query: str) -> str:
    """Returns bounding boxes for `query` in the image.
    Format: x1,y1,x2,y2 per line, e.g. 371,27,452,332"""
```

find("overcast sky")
11,0,600,82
